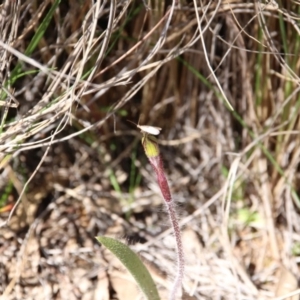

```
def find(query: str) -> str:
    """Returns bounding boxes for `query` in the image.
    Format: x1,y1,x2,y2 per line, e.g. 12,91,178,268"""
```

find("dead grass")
1,0,300,299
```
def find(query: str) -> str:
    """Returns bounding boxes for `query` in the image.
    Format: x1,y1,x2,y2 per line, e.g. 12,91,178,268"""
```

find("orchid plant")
97,125,184,300
141,132,184,299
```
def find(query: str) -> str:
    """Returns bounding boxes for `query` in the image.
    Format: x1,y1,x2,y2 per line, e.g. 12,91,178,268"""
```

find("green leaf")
96,236,160,300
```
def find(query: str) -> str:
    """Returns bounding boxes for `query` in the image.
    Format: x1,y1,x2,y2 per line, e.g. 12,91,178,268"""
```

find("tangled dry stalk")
1,0,300,299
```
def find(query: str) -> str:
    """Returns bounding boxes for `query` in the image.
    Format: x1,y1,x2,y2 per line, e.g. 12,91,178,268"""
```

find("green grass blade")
96,236,160,300
25,0,61,56
9,0,61,86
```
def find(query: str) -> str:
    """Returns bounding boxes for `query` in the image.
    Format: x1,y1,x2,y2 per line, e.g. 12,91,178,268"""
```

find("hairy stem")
165,200,184,300
142,134,184,299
